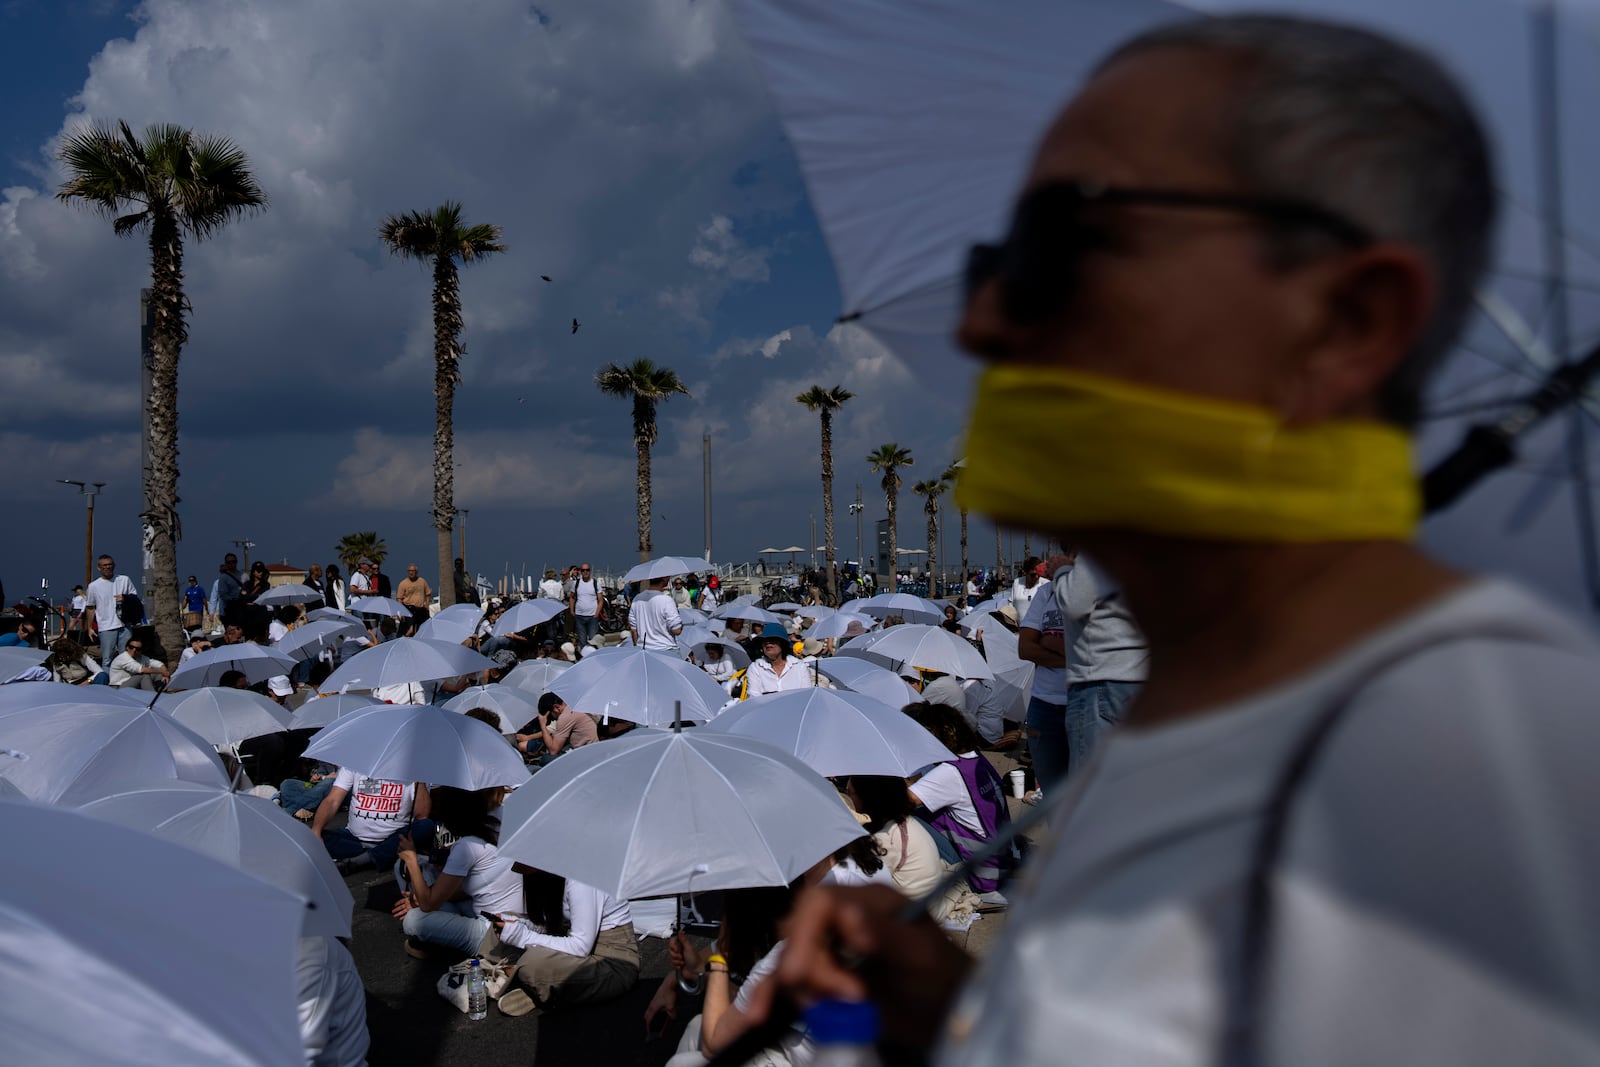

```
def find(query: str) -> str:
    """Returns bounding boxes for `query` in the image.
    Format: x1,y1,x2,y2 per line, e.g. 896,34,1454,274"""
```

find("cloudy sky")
0,0,999,599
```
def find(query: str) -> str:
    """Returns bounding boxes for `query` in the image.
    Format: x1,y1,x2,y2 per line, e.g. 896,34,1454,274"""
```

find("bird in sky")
571,318,580,334
540,275,552,282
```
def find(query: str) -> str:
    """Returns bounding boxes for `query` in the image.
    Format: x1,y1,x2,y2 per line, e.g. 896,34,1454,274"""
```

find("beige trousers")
482,923,640,1006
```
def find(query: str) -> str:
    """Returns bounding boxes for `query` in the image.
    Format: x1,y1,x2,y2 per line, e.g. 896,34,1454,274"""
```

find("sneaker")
497,988,539,1018
334,852,374,875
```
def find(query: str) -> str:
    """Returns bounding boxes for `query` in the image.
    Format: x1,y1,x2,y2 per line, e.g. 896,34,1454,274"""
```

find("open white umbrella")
498,728,866,899
441,684,541,734
0,646,49,679
552,646,731,726
349,595,413,618
318,637,495,694
623,555,714,584
76,781,354,938
254,583,324,607
502,658,573,697
676,626,751,670
0,682,149,713
768,601,805,613
838,623,995,680
292,692,385,731
492,599,567,637
816,657,926,708
167,643,297,691
850,592,944,625
416,603,484,644
805,612,877,640
273,618,368,663
0,703,228,806
155,688,293,748
303,702,531,790
0,797,305,1067
795,604,838,620
958,610,1034,726
308,607,363,627
678,607,711,627
714,603,784,626
701,687,955,777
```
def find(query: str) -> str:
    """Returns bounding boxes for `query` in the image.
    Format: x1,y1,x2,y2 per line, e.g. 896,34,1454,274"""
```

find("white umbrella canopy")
416,603,484,644
254,583,324,607
552,646,731,726
805,612,877,641
292,692,385,731
0,646,49,678
318,637,496,694
492,599,567,637
967,596,1012,617
0,704,229,804
0,681,149,713
838,624,996,680
498,728,866,899
795,604,837,620
303,703,531,790
768,601,805,613
441,684,542,734
714,603,785,626
349,595,413,618
678,607,711,626
701,687,956,777
167,643,298,691
623,555,715,584
676,625,752,671
501,658,573,697
816,657,926,708
308,607,364,627
155,687,294,748
75,781,354,939
958,610,1034,723
0,797,306,1067
849,592,944,625
274,619,368,663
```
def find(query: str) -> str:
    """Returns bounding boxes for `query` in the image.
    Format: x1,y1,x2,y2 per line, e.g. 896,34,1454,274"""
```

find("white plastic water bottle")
467,958,488,1020
804,999,882,1066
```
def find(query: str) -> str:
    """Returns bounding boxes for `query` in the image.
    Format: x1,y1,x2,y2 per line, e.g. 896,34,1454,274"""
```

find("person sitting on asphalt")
904,702,1015,906
479,864,639,1018
698,642,736,685
46,636,102,685
310,764,431,873
391,786,521,960
743,624,813,697
108,636,169,691
513,692,597,762
845,774,980,925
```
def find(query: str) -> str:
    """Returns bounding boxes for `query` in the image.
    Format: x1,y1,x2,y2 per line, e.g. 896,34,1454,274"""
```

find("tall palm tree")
379,202,505,608
796,384,854,604
912,478,948,597
867,444,914,592
337,531,388,577
597,359,691,561
943,463,968,601
57,120,265,653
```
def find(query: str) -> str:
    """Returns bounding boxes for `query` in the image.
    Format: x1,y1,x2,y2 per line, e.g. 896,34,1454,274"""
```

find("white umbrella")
498,728,866,899
492,599,567,637
502,658,573,697
701,687,956,777
816,657,926,708
273,618,368,663
623,555,714,584
958,610,1034,725
0,682,149,713
308,607,363,627
154,687,294,748
254,583,324,607
714,603,784,626
850,592,944,625
292,692,385,731
675,625,751,670
838,624,995,680
768,601,805,613
805,612,877,640
795,604,838,620
552,646,731,726
76,781,354,939
726,593,762,607
416,603,484,644
0,646,49,678
967,596,1013,617
0,703,228,806
0,797,305,1067
303,703,531,790
441,684,542,734
678,607,711,626
349,595,413,618
318,637,496,694
167,643,298,691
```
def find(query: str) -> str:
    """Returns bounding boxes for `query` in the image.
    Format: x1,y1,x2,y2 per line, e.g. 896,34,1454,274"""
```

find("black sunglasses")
964,178,1373,324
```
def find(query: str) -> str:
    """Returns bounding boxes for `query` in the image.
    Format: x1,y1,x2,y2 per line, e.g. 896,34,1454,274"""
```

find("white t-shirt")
269,619,289,643
71,594,86,614
910,756,983,836
1060,557,1147,685
940,580,1600,1067
699,587,719,611
348,572,371,596
820,855,896,889
296,936,369,1067
333,767,415,845
573,578,601,617
873,817,947,902
499,879,631,957
86,574,135,632
745,655,813,696
442,836,523,916
1010,576,1042,623
539,579,563,601
629,591,682,651
1019,581,1069,703
108,650,161,687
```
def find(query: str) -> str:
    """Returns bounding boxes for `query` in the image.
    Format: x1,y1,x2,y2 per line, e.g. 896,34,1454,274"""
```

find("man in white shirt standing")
1017,552,1074,794
348,560,373,599
569,563,604,649
627,576,683,651
85,553,135,664
1008,557,1044,621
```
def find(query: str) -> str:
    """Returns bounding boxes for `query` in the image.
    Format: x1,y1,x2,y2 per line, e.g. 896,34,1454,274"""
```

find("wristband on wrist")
706,954,726,966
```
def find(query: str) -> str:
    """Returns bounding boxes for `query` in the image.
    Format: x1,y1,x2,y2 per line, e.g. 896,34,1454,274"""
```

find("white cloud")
688,214,771,283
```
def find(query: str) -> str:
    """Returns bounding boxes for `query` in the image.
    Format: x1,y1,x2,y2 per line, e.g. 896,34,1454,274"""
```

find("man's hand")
643,980,678,1037
391,890,416,920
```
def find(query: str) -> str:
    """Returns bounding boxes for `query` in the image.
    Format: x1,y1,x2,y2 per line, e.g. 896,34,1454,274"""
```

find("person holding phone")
390,786,519,959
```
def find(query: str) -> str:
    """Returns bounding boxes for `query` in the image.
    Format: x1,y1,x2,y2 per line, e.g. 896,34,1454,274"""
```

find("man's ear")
1286,243,1435,424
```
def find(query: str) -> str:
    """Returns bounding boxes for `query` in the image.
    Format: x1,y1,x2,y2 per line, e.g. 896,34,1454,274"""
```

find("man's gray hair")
1101,15,1497,425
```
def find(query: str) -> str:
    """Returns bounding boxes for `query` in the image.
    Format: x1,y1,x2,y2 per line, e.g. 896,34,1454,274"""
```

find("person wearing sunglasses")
747,15,1600,1067
107,637,168,691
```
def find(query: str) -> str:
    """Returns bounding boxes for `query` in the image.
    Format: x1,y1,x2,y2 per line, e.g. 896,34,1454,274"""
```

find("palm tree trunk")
885,485,898,594
926,508,937,599
959,508,969,602
432,254,461,608
634,397,653,562
820,411,837,604
145,215,185,655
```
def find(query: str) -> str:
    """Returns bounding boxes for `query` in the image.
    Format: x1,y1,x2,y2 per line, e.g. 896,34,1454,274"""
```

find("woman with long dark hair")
241,561,271,604
847,774,979,923
904,702,1016,902
392,786,521,958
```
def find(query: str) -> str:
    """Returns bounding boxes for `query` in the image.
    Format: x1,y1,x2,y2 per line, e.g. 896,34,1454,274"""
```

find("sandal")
497,989,539,1017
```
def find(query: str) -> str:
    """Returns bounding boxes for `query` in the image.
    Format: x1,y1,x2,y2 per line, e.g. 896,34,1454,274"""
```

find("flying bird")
540,275,552,282
571,318,580,334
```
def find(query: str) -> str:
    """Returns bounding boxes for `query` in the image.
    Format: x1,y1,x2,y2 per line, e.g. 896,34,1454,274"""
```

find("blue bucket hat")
759,622,790,644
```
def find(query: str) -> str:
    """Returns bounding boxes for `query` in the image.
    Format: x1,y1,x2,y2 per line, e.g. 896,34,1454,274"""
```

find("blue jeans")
98,625,130,664
1064,680,1141,776
574,614,600,648
1025,696,1069,792
320,817,435,869
403,900,489,954
279,777,335,814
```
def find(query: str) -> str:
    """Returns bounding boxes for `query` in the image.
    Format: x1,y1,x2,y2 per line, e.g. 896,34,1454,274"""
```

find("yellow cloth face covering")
957,364,1420,542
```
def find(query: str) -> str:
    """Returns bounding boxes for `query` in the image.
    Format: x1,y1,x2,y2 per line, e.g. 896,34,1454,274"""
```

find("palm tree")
796,384,854,604
379,202,505,608
867,444,914,592
57,120,265,653
912,478,948,597
337,532,388,577
943,463,968,601
597,359,691,561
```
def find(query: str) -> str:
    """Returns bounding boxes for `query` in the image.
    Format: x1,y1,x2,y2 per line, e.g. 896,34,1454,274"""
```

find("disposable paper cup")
1008,768,1026,799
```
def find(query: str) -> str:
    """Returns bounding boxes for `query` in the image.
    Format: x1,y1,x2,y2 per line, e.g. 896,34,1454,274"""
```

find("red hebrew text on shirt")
354,779,406,817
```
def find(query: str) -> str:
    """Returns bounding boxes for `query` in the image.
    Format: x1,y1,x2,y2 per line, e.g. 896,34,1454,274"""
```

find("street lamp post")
231,539,255,571
58,480,106,590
